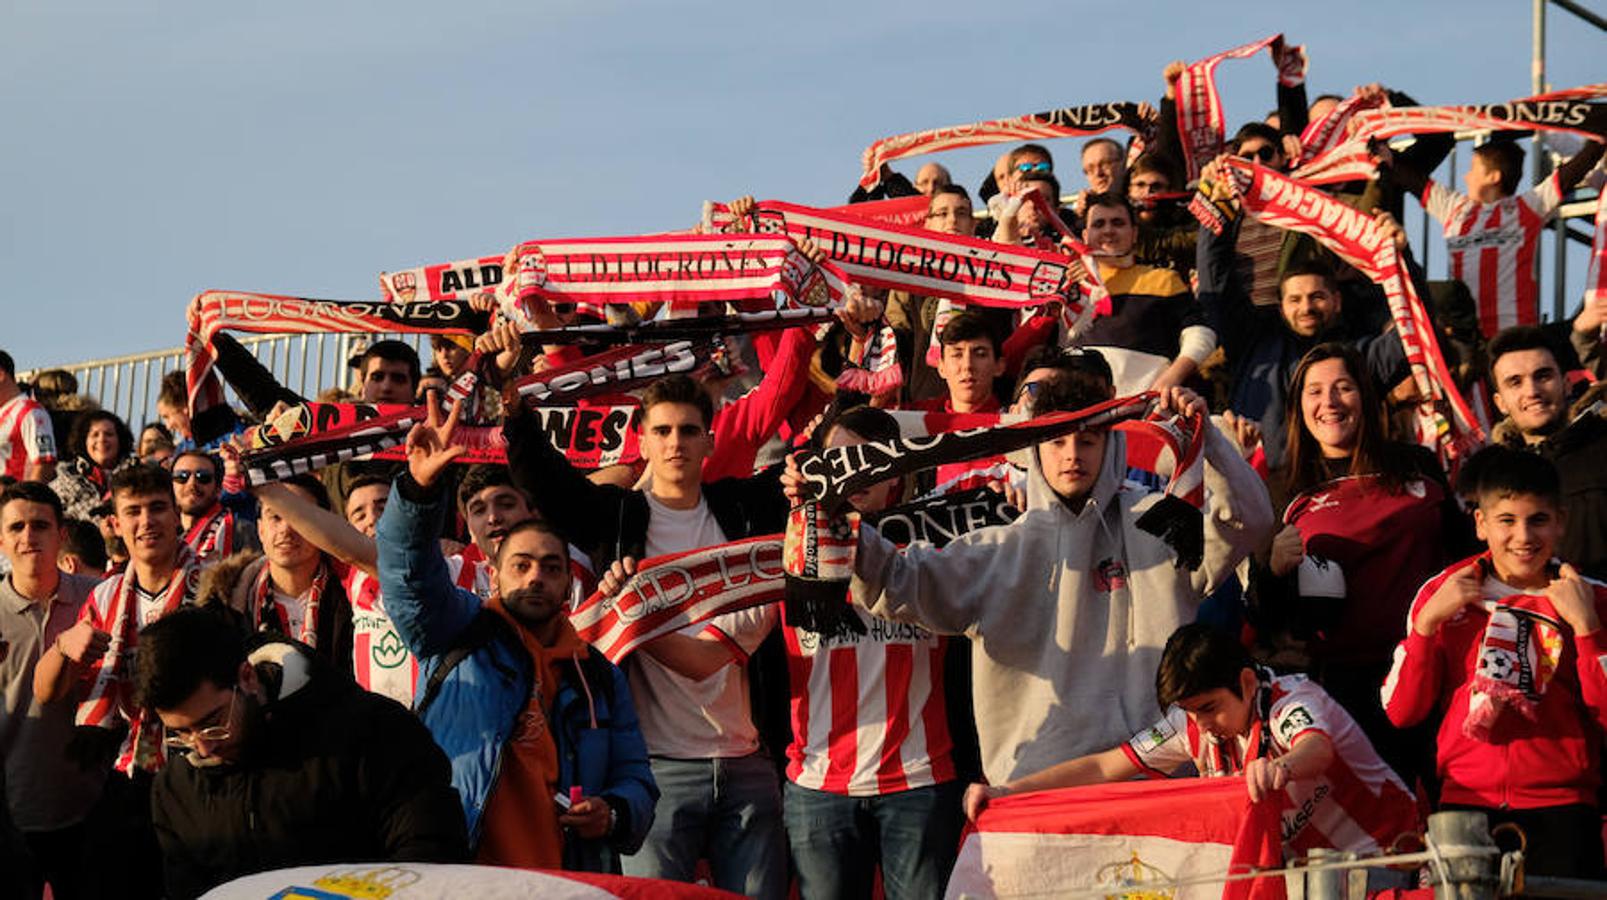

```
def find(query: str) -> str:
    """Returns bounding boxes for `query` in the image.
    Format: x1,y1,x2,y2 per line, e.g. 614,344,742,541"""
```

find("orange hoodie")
475,597,589,869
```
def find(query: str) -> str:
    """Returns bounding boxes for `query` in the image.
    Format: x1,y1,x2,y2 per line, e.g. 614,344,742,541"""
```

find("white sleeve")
1124,706,1194,777
1269,685,1335,752
1422,178,1465,227
21,406,56,464
699,602,778,660
1520,171,1564,220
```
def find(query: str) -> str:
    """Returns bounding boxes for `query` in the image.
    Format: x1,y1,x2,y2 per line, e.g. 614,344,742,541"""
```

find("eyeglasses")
1236,145,1278,164
164,688,237,751
1016,161,1052,174
171,470,216,485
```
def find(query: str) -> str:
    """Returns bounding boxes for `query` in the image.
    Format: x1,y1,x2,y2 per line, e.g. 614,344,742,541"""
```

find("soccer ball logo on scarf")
1028,260,1070,302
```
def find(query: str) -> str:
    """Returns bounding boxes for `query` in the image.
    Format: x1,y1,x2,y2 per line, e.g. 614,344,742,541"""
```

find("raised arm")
375,396,482,659
255,482,377,575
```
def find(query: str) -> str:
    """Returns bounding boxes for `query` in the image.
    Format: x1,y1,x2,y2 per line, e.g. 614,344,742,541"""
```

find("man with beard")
170,451,255,565
376,397,657,872
138,607,466,899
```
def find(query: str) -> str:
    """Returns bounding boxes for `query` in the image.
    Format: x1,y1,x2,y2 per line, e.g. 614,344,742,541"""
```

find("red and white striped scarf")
183,504,237,565
76,545,202,775
710,199,1086,316
1175,34,1305,181
856,102,1151,189
184,290,488,416
1222,159,1485,459
571,537,785,664
250,559,333,647
1292,91,1607,186
378,198,931,306
500,234,848,329
1294,88,1391,169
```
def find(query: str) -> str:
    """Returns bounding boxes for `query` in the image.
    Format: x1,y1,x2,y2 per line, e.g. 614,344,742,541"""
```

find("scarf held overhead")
1291,90,1607,186
184,291,488,416
500,234,849,324
1219,159,1485,459
710,199,1085,314
856,102,1152,189
1175,34,1306,181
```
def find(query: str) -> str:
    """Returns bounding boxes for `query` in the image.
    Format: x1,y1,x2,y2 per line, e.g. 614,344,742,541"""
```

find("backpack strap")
414,608,522,719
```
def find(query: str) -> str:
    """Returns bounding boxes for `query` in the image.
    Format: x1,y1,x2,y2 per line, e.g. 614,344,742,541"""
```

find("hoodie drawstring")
571,652,598,729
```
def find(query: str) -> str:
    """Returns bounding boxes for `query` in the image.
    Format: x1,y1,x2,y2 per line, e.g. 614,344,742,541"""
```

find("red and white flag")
949,778,1286,900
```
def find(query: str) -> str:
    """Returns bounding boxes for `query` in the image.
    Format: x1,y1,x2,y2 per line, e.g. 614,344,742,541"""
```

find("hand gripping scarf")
784,394,1208,638
856,101,1152,190
76,545,202,775
1291,88,1607,186
1215,159,1485,460
184,290,488,416
1585,189,1607,324
1467,594,1566,742
709,199,1085,315
570,488,1023,663
1175,34,1306,181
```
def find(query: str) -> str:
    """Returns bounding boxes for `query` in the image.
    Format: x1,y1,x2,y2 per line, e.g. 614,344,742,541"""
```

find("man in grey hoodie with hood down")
832,377,1273,786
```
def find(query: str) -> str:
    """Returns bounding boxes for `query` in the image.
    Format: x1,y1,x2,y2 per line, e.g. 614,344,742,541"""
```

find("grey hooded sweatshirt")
850,421,1273,784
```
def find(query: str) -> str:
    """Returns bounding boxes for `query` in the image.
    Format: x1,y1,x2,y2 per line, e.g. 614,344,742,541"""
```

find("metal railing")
18,332,429,430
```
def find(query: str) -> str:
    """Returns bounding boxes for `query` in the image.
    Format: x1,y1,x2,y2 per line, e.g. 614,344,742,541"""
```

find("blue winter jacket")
376,476,658,871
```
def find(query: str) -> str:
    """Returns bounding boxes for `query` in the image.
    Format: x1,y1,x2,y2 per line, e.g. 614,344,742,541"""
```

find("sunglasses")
1015,161,1052,174
1236,145,1278,164
171,470,216,485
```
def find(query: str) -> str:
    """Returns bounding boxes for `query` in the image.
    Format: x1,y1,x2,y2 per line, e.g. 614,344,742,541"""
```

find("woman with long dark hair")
1254,342,1470,788
48,409,136,521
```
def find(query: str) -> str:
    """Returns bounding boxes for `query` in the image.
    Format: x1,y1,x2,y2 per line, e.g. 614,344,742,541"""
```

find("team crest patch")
1132,717,1175,754
1277,705,1315,741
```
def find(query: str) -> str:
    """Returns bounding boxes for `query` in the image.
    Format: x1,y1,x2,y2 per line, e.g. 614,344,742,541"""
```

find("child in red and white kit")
1382,446,1607,878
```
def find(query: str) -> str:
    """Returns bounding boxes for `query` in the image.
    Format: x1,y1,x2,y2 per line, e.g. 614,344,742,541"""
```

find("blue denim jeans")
783,779,966,900
620,754,787,899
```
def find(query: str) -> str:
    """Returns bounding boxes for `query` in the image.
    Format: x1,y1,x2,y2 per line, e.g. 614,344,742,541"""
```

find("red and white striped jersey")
0,395,56,480
781,605,957,796
1424,174,1562,337
1122,671,1417,856
344,568,418,707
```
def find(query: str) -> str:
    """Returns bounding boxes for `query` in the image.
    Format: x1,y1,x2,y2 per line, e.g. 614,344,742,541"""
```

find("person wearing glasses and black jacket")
138,607,466,900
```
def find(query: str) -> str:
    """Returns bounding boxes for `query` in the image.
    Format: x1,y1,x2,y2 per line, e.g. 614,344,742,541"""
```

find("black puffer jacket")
150,641,467,899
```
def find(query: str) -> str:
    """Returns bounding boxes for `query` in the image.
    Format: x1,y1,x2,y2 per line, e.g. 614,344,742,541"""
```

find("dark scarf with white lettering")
855,102,1152,190
1292,88,1606,185
783,395,1158,638
184,290,488,420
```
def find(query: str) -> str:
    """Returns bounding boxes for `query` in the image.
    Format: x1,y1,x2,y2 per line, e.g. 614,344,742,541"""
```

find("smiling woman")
1252,342,1473,790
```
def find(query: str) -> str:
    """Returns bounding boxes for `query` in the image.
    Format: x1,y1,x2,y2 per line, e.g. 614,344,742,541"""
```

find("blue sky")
3,0,1602,374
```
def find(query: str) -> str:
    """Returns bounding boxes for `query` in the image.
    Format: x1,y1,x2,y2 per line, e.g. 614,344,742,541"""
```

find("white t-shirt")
629,492,777,759
270,589,309,639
